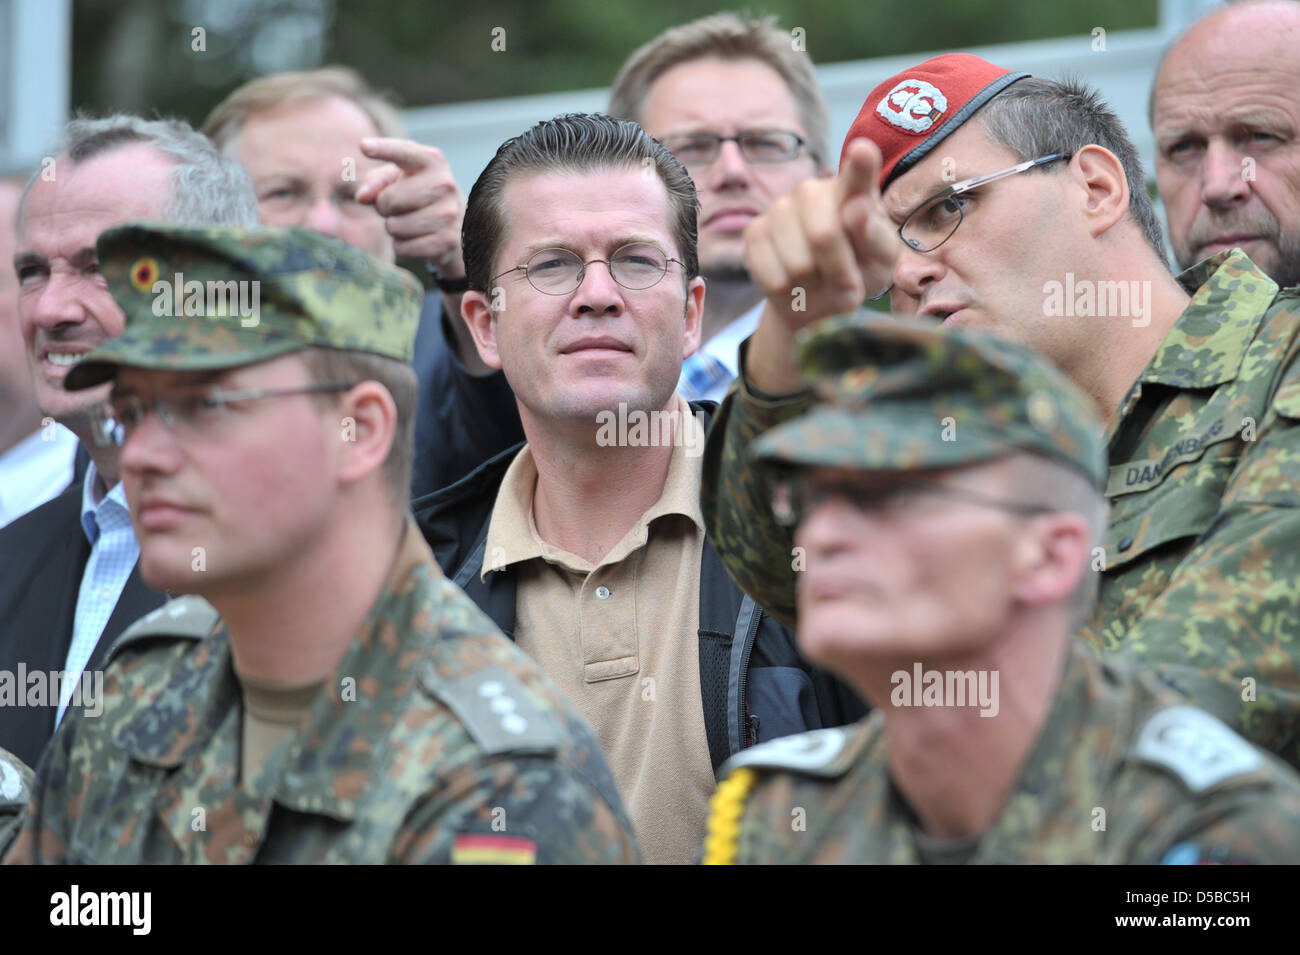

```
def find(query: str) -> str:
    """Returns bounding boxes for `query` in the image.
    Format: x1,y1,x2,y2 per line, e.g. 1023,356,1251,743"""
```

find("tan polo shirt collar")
482,394,706,580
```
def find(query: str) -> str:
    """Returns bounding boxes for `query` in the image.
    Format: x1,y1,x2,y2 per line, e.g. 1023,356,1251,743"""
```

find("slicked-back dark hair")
462,113,699,296
978,77,1168,263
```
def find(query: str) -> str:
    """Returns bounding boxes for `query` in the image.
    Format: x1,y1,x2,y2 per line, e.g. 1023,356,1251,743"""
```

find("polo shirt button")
595,586,611,600
1118,536,1134,551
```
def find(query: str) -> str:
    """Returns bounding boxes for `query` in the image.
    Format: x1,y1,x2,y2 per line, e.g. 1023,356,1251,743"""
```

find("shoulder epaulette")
0,750,32,807
1131,705,1266,793
418,662,564,756
704,726,871,865
717,725,863,780
108,596,221,661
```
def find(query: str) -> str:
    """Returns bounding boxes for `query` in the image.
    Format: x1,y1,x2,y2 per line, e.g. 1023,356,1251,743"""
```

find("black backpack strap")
698,534,750,774
452,527,488,592
452,523,519,640
727,593,758,757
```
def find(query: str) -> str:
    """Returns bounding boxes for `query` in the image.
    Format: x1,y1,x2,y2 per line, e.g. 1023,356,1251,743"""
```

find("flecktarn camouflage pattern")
702,251,1300,767
1085,251,1300,766
706,642,1300,864
3,524,639,864
0,745,33,856
64,222,423,391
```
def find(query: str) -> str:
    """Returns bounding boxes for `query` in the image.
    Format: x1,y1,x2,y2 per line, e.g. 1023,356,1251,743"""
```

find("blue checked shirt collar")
677,302,763,404
80,461,131,546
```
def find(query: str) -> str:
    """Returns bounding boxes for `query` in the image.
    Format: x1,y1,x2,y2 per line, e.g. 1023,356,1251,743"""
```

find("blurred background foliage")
73,0,1157,127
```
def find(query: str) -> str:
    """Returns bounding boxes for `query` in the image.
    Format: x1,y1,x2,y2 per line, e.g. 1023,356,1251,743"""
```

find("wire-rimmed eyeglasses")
494,243,684,295
89,382,356,447
770,473,1057,528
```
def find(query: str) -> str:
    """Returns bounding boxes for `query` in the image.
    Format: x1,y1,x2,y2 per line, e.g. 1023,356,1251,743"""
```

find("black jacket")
409,294,524,500
0,483,166,767
412,401,867,773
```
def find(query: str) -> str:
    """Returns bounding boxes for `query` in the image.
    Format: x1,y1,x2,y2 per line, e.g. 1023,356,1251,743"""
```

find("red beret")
841,53,1030,187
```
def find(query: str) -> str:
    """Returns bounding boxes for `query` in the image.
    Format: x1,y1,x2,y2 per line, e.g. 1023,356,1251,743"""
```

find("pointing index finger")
354,163,404,205
834,138,883,206
359,137,441,172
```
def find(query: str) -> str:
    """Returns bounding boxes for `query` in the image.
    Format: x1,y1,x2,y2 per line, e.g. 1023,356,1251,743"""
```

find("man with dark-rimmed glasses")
608,11,833,404
412,112,865,864
703,52,1300,770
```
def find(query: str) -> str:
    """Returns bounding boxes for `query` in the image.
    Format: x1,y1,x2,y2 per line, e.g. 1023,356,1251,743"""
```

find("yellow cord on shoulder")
702,767,758,865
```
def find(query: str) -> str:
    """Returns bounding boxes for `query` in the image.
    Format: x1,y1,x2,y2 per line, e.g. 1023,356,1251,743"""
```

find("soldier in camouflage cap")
63,222,423,391
703,315,1300,864
747,314,1105,481
5,223,639,864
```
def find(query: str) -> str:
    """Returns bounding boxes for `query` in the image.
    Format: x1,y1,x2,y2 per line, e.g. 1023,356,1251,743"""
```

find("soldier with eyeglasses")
701,315,1300,865
702,52,1300,770
412,112,866,865
3,223,640,864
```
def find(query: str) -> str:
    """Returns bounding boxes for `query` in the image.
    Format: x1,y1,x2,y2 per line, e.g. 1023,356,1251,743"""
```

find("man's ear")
335,381,397,488
1071,145,1130,239
1010,511,1091,609
681,276,706,360
461,290,504,371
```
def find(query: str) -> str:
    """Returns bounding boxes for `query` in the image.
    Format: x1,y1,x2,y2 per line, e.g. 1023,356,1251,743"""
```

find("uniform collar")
999,642,1131,831
1140,249,1278,389
114,520,444,823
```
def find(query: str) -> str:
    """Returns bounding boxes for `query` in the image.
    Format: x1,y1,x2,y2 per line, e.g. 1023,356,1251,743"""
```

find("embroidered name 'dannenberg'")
876,79,948,134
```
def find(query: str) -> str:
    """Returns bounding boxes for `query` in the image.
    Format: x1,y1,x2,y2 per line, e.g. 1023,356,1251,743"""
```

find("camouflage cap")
750,315,1106,486
64,223,423,391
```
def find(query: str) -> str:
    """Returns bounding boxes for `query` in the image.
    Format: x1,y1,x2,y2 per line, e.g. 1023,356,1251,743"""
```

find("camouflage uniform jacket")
0,746,34,857
3,523,639,864
701,251,1300,766
707,642,1300,864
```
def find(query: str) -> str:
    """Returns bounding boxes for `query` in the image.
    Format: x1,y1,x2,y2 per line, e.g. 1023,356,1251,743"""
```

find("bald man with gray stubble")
1152,0,1300,288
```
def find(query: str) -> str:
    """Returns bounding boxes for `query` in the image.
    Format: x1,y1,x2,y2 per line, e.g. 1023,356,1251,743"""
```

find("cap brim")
63,321,308,391
750,404,1024,472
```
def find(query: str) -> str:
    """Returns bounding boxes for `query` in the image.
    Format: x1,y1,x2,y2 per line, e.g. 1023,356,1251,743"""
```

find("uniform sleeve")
1128,779,1300,864
700,340,812,632
1105,363,1300,768
391,753,641,865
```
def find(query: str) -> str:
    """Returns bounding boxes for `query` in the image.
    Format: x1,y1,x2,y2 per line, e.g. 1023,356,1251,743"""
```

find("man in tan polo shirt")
414,113,865,864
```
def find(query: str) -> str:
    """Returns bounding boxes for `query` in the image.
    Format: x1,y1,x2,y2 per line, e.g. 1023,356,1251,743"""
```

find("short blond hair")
608,12,829,171
202,66,405,153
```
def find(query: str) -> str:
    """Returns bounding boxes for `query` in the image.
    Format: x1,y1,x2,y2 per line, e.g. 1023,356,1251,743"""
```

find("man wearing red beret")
701,53,1300,769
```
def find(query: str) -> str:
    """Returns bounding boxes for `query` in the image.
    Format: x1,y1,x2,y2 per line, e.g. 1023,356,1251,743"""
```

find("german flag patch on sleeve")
451,834,538,865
